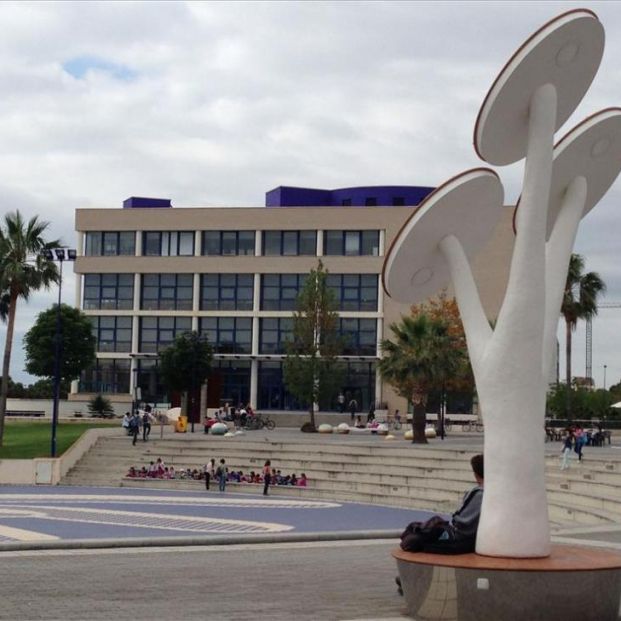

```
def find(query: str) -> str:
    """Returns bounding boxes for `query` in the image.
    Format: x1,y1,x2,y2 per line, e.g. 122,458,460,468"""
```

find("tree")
561,254,606,417
283,261,343,431
0,211,60,446
88,394,115,418
24,304,96,384
379,314,466,443
159,331,212,419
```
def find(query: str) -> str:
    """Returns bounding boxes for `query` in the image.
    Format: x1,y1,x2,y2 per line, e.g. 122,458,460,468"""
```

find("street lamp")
42,247,77,457
604,364,608,390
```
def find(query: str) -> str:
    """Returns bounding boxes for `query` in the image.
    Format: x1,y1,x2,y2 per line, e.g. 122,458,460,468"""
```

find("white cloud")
1,0,620,389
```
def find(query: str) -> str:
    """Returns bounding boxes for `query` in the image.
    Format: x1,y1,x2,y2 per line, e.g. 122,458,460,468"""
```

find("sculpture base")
393,544,621,621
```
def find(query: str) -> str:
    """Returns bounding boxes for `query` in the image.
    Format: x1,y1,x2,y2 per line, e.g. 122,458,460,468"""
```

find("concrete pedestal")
393,545,621,621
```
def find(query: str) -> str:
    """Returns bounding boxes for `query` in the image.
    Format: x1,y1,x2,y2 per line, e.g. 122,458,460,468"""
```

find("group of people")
122,407,157,445
203,402,255,432
202,457,307,495
560,424,591,469
126,457,174,479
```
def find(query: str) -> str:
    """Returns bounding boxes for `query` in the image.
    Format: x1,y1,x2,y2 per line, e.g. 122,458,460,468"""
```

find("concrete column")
255,231,261,257
379,228,385,256
193,274,200,314
317,230,324,256
250,359,258,409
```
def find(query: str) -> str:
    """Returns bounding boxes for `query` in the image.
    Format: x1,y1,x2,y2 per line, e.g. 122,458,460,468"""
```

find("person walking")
574,424,586,461
337,393,345,413
217,459,228,492
129,411,141,446
142,406,153,442
348,398,358,423
262,460,272,496
560,431,574,470
204,458,216,491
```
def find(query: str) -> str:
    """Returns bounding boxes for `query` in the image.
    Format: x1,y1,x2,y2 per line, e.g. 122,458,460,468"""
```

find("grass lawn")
0,422,112,459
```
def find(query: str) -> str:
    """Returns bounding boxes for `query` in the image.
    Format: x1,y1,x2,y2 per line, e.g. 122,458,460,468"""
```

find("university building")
72,185,513,415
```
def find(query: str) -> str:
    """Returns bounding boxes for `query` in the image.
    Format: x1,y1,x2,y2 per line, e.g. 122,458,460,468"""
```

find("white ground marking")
0,504,293,534
0,524,59,542
0,493,340,509
0,538,398,558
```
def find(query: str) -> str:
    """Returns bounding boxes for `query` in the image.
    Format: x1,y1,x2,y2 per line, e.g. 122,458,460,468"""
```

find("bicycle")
244,413,276,431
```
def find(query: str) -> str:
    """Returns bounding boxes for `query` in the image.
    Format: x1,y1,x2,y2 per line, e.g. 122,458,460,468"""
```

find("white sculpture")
383,10,621,557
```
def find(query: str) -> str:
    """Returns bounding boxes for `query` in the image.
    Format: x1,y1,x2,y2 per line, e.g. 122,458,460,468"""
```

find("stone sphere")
376,423,389,436
224,431,235,437
318,423,333,434
336,423,350,434
385,434,396,440
425,426,437,439
404,429,414,441
210,423,228,436
234,430,245,436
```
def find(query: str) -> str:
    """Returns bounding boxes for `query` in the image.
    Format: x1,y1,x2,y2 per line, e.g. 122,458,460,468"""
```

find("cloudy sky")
1,0,620,389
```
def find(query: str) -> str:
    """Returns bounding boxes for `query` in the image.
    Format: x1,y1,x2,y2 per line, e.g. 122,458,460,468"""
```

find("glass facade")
136,359,167,404
202,231,255,256
139,316,192,353
141,273,193,310
257,361,305,411
200,274,253,311
85,232,135,256
263,231,316,256
323,230,379,256
90,316,132,353
327,274,378,311
338,361,376,412
199,317,252,354
80,359,130,394
143,231,195,256
261,274,307,310
210,360,251,407
339,318,377,356
259,317,293,354
83,274,134,310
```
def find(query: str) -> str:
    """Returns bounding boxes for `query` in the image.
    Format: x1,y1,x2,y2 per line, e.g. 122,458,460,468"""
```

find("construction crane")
585,302,621,381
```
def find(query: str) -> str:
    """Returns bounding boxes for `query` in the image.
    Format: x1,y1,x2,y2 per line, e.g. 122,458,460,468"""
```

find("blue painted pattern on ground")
0,485,435,542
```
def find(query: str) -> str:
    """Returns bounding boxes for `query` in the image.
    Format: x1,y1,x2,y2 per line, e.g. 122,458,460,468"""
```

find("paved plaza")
0,486,429,548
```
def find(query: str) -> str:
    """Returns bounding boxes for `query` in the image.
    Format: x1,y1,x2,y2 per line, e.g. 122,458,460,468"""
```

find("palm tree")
379,314,465,443
561,254,606,418
0,211,60,446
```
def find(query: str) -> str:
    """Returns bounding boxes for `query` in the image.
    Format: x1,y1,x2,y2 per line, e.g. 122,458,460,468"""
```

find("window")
200,274,254,310
199,317,252,354
323,230,380,256
85,232,135,256
201,231,255,256
339,318,377,356
139,316,192,353
90,316,132,353
83,274,134,310
365,197,377,206
80,359,130,394
142,231,195,256
136,359,167,404
261,274,307,310
141,273,193,310
327,274,378,311
210,360,251,407
259,318,293,354
262,231,316,256
257,361,304,411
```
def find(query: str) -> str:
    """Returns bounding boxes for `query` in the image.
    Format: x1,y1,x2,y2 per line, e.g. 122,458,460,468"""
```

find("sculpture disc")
513,108,621,237
382,169,504,304
474,9,604,166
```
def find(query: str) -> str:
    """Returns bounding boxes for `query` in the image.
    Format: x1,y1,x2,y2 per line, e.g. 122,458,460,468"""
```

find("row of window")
83,273,379,312
80,358,376,412
89,315,378,356
84,230,381,257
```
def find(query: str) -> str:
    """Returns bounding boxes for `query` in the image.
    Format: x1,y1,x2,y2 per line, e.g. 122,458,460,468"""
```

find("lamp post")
42,247,77,458
604,365,608,390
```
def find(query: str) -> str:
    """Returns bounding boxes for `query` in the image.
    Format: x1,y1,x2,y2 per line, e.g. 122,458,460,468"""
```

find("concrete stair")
61,434,621,525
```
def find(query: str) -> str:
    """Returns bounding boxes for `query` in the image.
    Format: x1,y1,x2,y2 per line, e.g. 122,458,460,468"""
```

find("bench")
393,544,621,621
6,410,45,417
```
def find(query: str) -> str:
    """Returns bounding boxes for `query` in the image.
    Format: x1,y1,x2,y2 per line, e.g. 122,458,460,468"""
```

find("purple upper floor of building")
265,185,435,207
123,197,172,209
